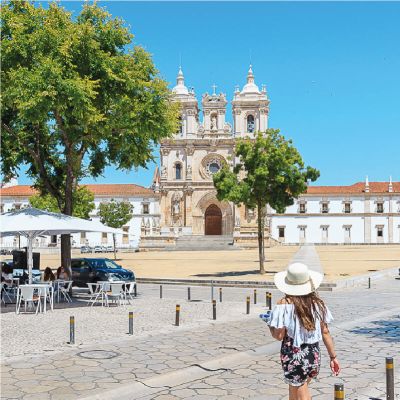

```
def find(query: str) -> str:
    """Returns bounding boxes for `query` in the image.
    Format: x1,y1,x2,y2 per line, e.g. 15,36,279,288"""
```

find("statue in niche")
161,166,167,179
210,115,218,130
187,165,192,178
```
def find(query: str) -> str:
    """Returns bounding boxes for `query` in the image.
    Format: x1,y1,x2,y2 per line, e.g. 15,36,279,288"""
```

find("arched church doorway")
205,204,222,235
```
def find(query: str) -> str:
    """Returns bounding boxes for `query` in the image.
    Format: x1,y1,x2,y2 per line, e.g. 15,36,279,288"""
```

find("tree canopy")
1,0,178,270
1,0,178,213
98,200,134,259
98,200,134,229
29,186,95,219
213,129,319,273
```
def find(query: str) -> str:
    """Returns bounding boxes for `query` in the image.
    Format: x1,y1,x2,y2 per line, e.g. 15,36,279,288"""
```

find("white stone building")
269,179,400,244
0,182,160,249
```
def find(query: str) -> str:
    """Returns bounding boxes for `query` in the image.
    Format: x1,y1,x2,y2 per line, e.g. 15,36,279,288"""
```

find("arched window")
175,163,182,180
247,115,255,133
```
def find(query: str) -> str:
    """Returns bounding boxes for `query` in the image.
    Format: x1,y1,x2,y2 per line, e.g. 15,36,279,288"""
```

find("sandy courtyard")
8,244,399,282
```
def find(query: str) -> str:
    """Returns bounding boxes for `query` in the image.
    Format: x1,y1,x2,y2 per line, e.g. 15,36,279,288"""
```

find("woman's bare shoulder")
277,297,292,305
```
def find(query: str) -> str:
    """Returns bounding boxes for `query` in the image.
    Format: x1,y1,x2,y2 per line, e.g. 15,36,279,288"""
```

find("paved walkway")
1,277,399,400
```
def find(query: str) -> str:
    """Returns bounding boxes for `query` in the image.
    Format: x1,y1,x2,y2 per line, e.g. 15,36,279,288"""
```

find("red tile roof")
305,181,400,195
0,181,398,198
0,184,156,197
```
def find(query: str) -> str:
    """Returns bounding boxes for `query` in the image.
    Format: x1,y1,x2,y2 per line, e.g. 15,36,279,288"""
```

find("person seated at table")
43,267,56,282
1,264,13,285
56,266,68,280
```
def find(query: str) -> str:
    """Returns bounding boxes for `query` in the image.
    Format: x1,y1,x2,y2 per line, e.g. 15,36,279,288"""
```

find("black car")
71,258,135,287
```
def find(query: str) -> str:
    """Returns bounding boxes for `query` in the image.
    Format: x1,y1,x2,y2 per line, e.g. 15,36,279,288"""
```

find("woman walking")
268,263,340,400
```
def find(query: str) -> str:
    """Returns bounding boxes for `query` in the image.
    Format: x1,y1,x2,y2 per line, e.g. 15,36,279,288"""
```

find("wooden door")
205,204,222,235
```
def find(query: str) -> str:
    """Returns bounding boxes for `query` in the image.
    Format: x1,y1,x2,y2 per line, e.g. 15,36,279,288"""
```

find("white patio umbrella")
0,207,124,283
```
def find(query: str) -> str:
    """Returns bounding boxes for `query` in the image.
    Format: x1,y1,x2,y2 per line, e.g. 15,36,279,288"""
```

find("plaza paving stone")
1,277,399,399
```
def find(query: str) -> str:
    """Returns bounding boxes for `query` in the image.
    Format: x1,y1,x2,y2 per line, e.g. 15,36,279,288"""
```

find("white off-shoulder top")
269,303,333,348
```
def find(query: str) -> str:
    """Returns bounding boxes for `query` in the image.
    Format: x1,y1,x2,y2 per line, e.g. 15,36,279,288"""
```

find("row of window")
177,114,256,134
298,201,386,214
278,225,385,238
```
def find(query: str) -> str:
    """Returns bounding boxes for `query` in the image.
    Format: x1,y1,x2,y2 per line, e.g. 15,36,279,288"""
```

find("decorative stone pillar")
160,148,169,181
186,146,194,181
184,186,194,227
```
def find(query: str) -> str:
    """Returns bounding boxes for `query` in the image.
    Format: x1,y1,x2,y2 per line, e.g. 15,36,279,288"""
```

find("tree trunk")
257,202,265,274
113,233,117,260
62,173,74,280
60,234,71,278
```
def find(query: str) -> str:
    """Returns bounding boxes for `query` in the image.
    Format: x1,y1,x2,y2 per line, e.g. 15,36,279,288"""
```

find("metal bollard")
134,283,137,297
334,383,344,400
69,316,75,344
266,292,272,310
219,287,222,302
188,287,191,301
160,285,163,299
246,296,250,314
254,289,257,304
212,299,216,320
128,312,133,335
368,277,371,289
386,357,394,400
175,304,180,326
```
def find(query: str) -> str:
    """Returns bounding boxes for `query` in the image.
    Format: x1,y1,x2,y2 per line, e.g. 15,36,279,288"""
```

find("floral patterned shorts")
280,335,321,387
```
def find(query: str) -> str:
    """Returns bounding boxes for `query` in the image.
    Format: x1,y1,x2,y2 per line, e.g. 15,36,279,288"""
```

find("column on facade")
364,195,371,243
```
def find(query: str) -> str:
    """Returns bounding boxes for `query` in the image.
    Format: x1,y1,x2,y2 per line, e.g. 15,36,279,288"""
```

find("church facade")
151,65,269,242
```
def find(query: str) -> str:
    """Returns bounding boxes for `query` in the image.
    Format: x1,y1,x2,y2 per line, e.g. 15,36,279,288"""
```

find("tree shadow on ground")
192,270,278,278
349,316,400,343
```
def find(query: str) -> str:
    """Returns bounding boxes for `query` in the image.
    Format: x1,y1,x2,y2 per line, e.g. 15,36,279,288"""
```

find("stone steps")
171,235,239,251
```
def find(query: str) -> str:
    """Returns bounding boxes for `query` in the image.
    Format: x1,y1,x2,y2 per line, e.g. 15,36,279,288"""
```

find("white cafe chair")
16,286,40,314
59,281,73,303
124,282,136,304
105,283,124,306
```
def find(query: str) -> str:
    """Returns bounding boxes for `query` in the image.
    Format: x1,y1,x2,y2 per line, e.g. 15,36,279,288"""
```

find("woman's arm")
269,326,286,341
268,298,287,341
321,322,340,375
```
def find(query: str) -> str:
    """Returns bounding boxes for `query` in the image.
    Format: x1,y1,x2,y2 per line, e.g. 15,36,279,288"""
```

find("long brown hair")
286,292,327,331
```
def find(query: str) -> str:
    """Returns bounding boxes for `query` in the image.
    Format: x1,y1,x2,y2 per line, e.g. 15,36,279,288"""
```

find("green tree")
1,1,178,274
213,130,319,274
29,186,95,219
98,200,134,259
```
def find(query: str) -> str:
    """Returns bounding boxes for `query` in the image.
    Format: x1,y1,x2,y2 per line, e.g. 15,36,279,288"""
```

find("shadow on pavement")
349,316,400,343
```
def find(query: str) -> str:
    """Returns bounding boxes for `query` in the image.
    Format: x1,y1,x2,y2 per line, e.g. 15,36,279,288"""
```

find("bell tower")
231,65,270,137
171,67,199,139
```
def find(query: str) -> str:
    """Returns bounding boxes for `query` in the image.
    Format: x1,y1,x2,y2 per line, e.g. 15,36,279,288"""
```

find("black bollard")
266,292,272,310
368,277,371,289
386,357,394,400
219,287,222,302
246,296,250,314
334,383,344,400
212,299,216,320
188,287,191,301
175,304,180,326
134,283,137,297
69,316,75,344
160,285,163,299
128,312,133,335
254,289,257,304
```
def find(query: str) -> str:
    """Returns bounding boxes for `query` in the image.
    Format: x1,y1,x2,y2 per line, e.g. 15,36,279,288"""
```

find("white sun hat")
274,263,323,296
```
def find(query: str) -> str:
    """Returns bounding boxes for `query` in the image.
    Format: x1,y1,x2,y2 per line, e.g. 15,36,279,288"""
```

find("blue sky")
18,1,400,187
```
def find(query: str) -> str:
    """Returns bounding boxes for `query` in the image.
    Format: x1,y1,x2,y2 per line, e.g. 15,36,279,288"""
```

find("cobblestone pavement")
1,278,399,400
